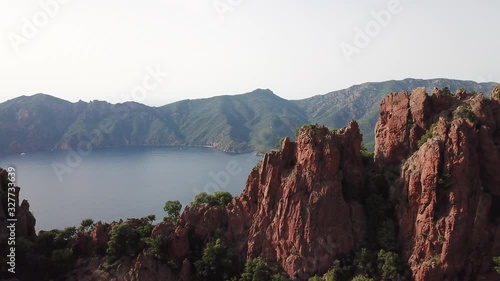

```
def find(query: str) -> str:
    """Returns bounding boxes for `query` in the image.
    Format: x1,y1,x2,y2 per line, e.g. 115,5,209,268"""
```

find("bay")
0,147,262,231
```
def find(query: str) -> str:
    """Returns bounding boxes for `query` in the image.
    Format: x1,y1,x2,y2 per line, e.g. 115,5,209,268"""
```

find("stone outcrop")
375,87,500,280
238,122,366,278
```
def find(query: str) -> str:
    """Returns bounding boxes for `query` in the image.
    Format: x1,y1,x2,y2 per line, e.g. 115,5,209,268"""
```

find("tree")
213,191,233,206
163,200,182,221
79,218,94,233
51,248,74,273
238,258,273,281
352,275,374,281
377,250,399,280
191,191,234,207
106,223,144,262
146,236,169,260
194,239,236,281
360,142,374,164
147,214,156,223
354,248,374,276
494,256,500,273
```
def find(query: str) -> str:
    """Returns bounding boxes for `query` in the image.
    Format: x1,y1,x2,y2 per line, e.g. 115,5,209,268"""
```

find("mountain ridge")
0,78,497,155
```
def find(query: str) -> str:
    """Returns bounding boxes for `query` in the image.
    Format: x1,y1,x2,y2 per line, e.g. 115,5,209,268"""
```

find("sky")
0,0,499,106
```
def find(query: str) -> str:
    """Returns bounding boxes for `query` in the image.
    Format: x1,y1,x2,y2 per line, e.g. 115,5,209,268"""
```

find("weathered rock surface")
239,122,367,278
376,88,500,280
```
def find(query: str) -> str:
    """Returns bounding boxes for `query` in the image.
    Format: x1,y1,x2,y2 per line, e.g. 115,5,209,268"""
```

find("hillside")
0,79,496,155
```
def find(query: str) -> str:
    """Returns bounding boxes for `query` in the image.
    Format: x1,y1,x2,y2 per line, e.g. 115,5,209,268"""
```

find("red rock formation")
224,121,366,278
374,87,476,167
126,252,177,281
376,87,500,280
91,222,111,250
374,91,413,167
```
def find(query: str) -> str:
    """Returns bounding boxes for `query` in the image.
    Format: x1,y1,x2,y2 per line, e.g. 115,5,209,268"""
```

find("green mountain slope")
161,89,308,152
0,94,83,153
0,79,496,155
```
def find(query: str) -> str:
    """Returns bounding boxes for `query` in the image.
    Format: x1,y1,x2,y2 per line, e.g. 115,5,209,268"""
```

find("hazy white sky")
1,0,499,106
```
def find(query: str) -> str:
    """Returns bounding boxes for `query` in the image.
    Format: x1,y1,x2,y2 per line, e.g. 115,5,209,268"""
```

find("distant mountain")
0,78,497,155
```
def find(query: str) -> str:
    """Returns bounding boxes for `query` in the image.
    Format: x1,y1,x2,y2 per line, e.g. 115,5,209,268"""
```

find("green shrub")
323,271,335,281
377,250,400,280
237,258,273,281
214,191,234,206
34,228,76,257
147,214,156,223
454,107,481,130
361,142,374,164
301,124,318,137
332,257,354,279
194,238,236,281
442,87,452,96
79,218,94,233
422,255,440,267
191,191,233,208
418,124,436,148
164,200,182,221
301,124,315,130
354,248,374,276
145,236,169,260
493,256,500,273
352,275,374,281
406,117,414,129
455,107,476,120
106,223,148,262
51,248,74,272
271,273,291,281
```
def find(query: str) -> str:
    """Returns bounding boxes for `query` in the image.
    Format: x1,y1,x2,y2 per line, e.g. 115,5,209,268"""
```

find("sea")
0,146,262,231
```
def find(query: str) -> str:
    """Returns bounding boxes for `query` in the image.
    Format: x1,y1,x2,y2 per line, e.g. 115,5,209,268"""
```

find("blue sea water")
0,147,261,231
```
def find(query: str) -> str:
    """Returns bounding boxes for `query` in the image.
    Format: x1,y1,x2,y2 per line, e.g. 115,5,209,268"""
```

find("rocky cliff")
375,86,500,280
236,122,367,278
